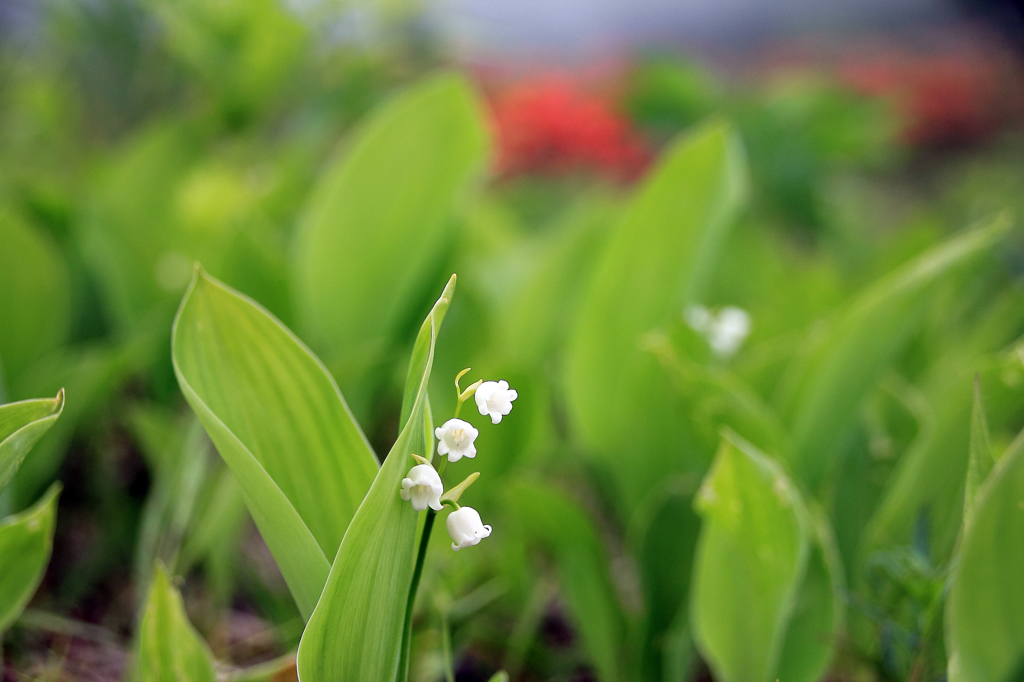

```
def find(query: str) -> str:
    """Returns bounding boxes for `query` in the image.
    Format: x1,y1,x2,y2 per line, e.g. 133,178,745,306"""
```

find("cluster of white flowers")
400,375,517,551
684,305,751,358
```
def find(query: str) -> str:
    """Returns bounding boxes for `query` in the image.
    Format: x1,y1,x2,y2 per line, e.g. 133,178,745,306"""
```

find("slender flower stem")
398,509,437,680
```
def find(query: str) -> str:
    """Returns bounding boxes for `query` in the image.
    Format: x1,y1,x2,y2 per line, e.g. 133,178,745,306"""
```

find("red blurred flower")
841,50,1011,147
488,76,651,181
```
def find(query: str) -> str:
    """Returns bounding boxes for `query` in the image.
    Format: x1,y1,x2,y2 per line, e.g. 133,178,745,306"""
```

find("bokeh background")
2,0,1024,680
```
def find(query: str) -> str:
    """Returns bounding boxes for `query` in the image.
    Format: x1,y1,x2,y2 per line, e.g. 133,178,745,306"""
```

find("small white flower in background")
446,506,492,551
475,380,518,424
400,464,443,511
435,418,479,462
684,305,751,358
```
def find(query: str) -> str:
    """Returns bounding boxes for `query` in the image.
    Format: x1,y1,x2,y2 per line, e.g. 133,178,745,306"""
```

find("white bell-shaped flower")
446,506,492,551
435,418,479,463
400,464,443,512
475,380,518,424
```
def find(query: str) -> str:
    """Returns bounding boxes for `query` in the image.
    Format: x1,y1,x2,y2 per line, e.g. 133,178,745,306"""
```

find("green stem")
397,509,437,681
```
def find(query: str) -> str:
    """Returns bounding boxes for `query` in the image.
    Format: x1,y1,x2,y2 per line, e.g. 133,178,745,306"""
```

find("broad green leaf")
963,377,993,524
512,480,626,682
947,429,1024,682
0,483,60,631
773,505,845,682
564,121,747,505
691,432,809,682
632,479,701,682
0,211,70,383
779,214,1011,489
172,268,378,619
136,564,217,682
294,73,489,398
0,390,64,494
297,276,455,681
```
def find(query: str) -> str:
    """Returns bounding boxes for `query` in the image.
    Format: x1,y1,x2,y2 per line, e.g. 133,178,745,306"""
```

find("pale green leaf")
0,483,60,631
0,211,70,383
297,276,455,681
0,390,64,494
963,376,993,524
564,121,748,505
136,564,217,682
779,214,1011,489
512,480,626,682
294,73,489,397
691,432,809,682
172,268,378,619
947,429,1024,682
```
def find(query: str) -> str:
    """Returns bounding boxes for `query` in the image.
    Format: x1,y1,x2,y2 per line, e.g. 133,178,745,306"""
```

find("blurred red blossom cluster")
840,47,1022,147
486,75,651,181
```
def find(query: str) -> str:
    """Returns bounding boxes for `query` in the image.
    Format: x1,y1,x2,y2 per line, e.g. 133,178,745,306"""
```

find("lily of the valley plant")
170,268,517,680
403,369,514,553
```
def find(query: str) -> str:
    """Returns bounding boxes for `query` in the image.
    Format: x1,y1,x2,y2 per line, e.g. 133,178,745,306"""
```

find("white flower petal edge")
434,418,479,463
400,464,443,512
475,380,518,424
446,506,492,551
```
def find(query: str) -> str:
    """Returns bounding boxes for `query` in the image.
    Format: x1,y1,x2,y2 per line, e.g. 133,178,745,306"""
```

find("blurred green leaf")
136,564,217,682
78,123,203,332
863,289,1024,565
691,432,808,682
963,377,993,525
147,0,305,116
12,340,146,507
564,120,748,505
297,276,454,681
512,480,626,682
132,414,211,612
0,211,70,383
177,464,248,606
0,390,64,494
294,74,489,403
173,267,378,619
0,483,60,631
632,479,701,682
773,505,845,682
779,214,1012,489
947,429,1024,682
